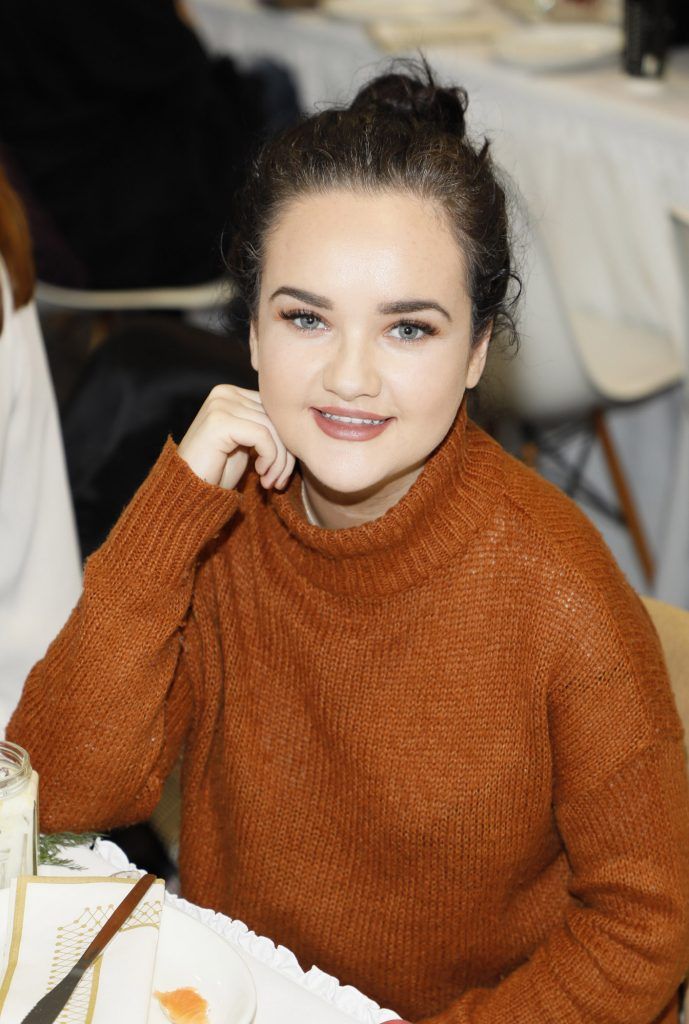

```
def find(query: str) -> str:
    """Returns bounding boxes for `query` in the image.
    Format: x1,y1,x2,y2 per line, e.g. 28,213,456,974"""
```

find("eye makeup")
278,308,439,342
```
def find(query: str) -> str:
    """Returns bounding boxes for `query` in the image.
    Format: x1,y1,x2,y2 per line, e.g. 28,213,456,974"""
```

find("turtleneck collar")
256,401,506,597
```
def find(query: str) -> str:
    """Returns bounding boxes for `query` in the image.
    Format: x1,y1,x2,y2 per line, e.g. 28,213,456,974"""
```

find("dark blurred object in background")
0,0,300,290
623,0,670,77
62,313,257,559
669,0,689,44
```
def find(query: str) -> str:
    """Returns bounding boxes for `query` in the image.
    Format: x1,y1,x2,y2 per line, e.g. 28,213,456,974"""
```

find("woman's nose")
322,336,381,402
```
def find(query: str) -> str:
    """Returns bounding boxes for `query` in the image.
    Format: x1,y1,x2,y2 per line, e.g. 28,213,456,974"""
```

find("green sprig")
38,832,103,870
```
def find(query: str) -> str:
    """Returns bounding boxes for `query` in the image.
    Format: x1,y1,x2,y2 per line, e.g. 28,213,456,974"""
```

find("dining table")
187,0,689,608
0,837,400,1024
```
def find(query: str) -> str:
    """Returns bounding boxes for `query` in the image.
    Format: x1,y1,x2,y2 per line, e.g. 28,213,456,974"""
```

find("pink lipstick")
311,406,392,442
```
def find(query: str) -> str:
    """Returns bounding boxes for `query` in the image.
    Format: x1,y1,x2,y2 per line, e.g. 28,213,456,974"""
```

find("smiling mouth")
311,407,393,441
320,411,387,426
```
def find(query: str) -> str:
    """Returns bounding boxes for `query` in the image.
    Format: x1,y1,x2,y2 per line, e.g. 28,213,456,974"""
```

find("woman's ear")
466,322,492,390
249,321,259,373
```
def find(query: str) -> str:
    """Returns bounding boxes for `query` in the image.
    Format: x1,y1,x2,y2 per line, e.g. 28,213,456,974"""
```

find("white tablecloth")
189,0,689,606
31,840,399,1024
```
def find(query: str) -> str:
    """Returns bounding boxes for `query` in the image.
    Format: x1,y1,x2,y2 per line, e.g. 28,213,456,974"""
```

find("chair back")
671,208,689,379
641,597,689,749
483,213,595,423
35,278,232,314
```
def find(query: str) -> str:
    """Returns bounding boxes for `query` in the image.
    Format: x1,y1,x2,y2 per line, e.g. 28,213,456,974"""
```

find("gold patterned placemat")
0,876,164,1024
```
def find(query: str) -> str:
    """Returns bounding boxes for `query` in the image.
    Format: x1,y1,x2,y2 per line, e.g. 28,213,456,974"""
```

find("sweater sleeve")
419,584,689,1024
6,438,240,832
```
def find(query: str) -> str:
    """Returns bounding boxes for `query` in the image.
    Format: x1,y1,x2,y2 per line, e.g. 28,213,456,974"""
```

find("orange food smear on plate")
154,987,210,1024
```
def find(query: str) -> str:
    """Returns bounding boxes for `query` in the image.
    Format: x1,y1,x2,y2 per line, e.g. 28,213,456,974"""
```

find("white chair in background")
35,276,236,377
653,208,689,605
36,277,232,314
485,214,686,588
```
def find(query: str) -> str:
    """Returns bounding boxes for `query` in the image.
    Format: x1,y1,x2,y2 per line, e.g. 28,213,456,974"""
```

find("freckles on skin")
267,193,465,332
251,189,485,505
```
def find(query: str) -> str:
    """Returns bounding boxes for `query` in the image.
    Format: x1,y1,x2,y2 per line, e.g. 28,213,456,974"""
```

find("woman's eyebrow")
269,288,452,322
378,299,452,321
269,286,332,308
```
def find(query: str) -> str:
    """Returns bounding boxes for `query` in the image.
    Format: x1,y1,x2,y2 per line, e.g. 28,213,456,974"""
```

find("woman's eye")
298,314,323,330
283,311,326,331
389,322,432,342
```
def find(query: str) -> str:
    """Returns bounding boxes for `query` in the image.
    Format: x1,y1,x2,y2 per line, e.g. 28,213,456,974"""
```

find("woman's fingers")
178,384,295,491
257,437,289,490
208,383,261,403
275,451,296,491
213,405,287,486
205,391,292,489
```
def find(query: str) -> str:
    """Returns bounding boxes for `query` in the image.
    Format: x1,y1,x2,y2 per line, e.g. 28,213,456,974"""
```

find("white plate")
493,24,623,72
148,903,256,1024
0,890,256,1024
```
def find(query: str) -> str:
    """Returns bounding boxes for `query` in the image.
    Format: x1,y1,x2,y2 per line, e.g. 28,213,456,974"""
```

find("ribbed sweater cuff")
89,437,241,593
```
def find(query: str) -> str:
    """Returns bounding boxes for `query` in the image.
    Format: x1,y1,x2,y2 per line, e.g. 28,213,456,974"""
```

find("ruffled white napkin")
0,874,164,1024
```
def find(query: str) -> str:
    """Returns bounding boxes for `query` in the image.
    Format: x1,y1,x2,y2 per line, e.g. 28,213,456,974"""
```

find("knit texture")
9,404,689,1023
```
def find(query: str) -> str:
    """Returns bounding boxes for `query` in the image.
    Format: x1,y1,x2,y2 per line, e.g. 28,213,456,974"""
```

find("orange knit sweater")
9,404,689,1023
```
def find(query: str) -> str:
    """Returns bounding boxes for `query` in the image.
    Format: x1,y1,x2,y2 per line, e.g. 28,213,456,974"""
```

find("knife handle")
77,872,157,970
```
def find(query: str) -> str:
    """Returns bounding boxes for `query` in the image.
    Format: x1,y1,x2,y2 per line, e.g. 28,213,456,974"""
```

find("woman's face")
250,189,489,499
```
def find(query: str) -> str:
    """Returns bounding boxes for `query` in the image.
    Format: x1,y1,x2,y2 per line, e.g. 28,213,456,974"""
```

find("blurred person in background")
0,0,299,289
0,168,81,731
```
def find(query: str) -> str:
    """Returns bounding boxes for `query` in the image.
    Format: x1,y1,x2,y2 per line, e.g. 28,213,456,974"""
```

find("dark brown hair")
229,60,520,348
0,165,35,334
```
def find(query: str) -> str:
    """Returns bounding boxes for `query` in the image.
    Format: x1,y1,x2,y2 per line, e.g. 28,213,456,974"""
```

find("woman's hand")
177,384,295,491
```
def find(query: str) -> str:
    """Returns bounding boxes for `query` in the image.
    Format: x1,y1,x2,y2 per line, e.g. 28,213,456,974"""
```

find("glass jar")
0,742,39,888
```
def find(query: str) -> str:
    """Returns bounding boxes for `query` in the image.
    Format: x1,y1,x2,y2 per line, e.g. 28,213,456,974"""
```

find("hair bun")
350,62,468,138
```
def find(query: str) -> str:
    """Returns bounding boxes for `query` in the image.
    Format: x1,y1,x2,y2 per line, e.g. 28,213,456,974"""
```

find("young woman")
9,67,689,1024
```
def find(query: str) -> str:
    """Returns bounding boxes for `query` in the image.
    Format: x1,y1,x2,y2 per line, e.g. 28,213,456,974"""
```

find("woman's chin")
298,457,392,500
296,445,426,503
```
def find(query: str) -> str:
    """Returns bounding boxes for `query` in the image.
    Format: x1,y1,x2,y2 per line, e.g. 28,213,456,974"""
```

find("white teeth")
321,411,385,425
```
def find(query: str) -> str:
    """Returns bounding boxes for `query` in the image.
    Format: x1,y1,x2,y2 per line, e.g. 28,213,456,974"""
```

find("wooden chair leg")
593,409,655,586
521,441,540,469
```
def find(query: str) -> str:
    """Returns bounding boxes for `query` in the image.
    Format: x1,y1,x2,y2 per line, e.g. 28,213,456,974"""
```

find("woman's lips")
311,406,392,442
